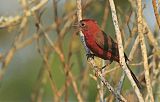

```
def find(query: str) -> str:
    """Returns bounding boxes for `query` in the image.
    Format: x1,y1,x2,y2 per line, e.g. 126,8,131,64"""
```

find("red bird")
78,19,141,89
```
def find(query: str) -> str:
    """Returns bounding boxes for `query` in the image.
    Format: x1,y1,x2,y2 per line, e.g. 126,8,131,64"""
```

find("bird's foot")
86,53,95,60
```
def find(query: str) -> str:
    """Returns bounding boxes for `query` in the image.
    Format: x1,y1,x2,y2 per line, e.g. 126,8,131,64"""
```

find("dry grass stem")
108,0,144,101
137,0,154,101
152,0,160,30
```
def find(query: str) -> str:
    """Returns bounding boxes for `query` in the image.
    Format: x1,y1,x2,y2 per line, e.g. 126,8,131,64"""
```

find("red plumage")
79,19,141,89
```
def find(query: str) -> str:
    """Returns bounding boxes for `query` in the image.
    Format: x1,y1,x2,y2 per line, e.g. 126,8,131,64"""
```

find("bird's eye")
81,23,85,27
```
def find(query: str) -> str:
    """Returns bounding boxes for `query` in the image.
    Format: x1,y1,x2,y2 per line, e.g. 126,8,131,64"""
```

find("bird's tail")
126,63,142,90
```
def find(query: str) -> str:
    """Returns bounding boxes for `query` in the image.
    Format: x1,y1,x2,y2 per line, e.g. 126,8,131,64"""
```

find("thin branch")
76,0,90,54
116,9,134,98
128,35,140,61
137,0,154,101
143,19,159,50
124,26,137,50
33,12,83,102
0,0,48,28
152,0,160,30
34,10,60,101
116,73,125,102
101,1,109,30
39,47,60,101
108,0,144,101
0,0,30,78
52,0,60,34
89,59,127,102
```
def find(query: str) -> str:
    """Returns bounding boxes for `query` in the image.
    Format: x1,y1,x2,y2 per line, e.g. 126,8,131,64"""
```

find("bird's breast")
84,35,115,61
84,35,105,57
83,31,107,59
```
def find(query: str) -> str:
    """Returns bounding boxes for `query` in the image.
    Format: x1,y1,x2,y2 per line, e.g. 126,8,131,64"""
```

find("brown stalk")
108,0,144,101
152,0,160,30
137,0,154,101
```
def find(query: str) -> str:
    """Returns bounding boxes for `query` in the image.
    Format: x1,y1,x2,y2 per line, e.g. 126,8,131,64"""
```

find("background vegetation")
0,0,159,101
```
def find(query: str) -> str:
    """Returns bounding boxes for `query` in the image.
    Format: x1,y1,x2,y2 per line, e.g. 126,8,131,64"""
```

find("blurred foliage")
0,0,159,102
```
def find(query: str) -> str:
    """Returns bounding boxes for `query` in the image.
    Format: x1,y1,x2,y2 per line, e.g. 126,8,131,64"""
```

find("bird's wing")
95,31,120,61
95,31,115,52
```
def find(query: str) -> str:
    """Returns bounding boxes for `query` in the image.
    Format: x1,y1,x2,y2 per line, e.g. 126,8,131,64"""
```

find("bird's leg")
86,53,96,60
100,49,112,70
100,60,112,76
101,60,112,69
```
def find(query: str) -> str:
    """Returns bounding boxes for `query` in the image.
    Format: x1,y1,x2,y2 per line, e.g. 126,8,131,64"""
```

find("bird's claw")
86,53,95,60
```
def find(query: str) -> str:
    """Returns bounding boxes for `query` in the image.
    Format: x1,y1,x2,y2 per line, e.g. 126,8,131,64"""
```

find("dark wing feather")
95,32,119,61
95,31,129,62
95,32,114,51
95,31,118,53
95,31,140,89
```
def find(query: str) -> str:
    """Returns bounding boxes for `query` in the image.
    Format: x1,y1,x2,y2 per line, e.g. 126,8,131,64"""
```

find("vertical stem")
116,73,125,102
137,0,154,101
76,0,90,54
52,0,60,34
108,0,144,101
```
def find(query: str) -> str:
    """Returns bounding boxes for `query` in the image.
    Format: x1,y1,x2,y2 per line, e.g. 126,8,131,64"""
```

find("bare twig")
116,73,125,102
0,0,48,28
32,10,83,101
89,59,127,102
34,10,60,101
137,0,154,101
0,0,30,79
108,0,144,101
39,46,60,101
0,0,50,80
116,8,134,98
143,19,159,50
101,1,109,30
52,0,60,34
128,35,140,61
76,0,90,54
152,0,160,30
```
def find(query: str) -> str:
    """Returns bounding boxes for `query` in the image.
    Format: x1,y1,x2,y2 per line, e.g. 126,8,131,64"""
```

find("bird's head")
73,19,100,36
79,19,99,32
